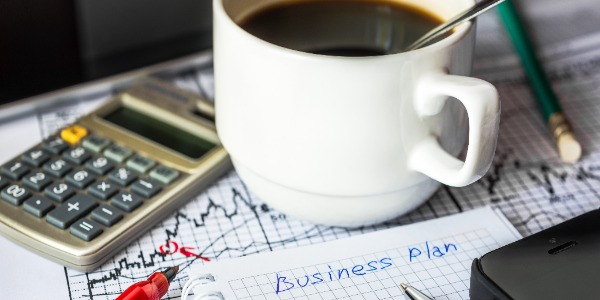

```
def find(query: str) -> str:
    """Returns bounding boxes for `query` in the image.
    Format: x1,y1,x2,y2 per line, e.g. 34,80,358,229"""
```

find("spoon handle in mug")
405,0,506,51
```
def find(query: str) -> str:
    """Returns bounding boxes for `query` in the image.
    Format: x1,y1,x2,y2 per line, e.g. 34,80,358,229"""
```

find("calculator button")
23,196,54,217
91,205,123,226
126,155,156,174
111,192,143,212
149,165,180,185
104,145,133,163
108,167,137,187
42,136,69,154
70,219,103,241
45,182,75,202
1,161,29,180
0,176,7,190
65,170,95,189
82,135,111,153
23,172,53,191
61,125,88,145
88,180,118,200
47,194,97,229
131,179,162,198
43,159,72,178
1,184,31,205
85,156,114,176
21,149,50,167
63,147,92,165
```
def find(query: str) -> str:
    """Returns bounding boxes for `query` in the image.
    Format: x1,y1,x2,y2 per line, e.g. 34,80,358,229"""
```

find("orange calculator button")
61,125,88,145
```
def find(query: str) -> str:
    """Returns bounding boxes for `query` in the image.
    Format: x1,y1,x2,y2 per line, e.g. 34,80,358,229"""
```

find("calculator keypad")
0,126,180,242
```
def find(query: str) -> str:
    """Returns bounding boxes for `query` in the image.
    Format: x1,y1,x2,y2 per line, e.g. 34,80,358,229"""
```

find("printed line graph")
65,174,405,299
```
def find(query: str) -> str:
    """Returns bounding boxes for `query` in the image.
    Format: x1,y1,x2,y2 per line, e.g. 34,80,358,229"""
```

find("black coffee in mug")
239,0,445,56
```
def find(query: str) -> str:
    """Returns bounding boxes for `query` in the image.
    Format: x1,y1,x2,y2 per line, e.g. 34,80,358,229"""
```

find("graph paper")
183,208,519,300
1,0,600,298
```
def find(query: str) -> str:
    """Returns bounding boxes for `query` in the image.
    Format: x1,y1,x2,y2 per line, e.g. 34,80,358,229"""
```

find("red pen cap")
116,266,179,300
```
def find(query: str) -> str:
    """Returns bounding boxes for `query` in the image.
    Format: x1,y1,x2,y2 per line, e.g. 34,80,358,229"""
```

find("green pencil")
497,0,582,163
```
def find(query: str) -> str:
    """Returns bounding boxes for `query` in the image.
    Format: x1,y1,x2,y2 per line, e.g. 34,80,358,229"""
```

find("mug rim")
215,0,475,60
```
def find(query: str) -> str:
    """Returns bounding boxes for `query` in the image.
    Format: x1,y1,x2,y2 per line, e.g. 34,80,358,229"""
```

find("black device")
470,208,600,299
0,0,212,106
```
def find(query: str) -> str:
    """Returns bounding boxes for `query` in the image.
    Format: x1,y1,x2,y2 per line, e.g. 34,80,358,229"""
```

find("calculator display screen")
102,107,215,159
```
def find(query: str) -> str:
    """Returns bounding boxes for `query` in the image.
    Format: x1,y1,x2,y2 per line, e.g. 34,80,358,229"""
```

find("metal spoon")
405,0,506,51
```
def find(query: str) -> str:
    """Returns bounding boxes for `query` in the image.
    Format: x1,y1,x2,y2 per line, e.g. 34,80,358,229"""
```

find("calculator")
0,79,231,272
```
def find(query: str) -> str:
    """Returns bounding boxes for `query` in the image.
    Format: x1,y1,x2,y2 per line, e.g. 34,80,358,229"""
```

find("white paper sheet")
184,207,520,300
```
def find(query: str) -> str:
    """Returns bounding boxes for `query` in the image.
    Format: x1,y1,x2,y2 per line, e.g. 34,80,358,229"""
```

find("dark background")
0,0,213,103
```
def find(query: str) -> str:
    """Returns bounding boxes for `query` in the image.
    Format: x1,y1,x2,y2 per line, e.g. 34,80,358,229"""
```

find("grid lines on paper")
226,229,501,300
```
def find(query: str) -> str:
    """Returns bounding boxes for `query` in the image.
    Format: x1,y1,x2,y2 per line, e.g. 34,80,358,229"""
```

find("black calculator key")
82,135,111,153
0,175,7,190
42,136,69,155
70,219,103,241
1,184,31,205
88,180,118,200
111,192,143,212
108,167,137,187
47,194,97,229
23,196,54,217
1,161,29,180
91,205,123,226
43,159,72,178
22,149,50,167
131,179,162,198
63,147,92,165
65,170,95,189
23,172,53,191
45,182,75,202
85,156,114,176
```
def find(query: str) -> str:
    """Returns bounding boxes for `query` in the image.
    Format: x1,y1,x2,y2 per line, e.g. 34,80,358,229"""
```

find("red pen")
116,266,180,300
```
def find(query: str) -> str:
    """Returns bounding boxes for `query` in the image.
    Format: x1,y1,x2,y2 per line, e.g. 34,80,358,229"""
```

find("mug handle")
408,72,500,187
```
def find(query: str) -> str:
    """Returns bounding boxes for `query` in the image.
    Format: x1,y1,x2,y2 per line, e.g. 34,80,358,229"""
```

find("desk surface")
2,0,600,298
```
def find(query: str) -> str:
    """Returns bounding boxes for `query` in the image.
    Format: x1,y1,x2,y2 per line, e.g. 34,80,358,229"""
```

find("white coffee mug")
213,0,500,226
